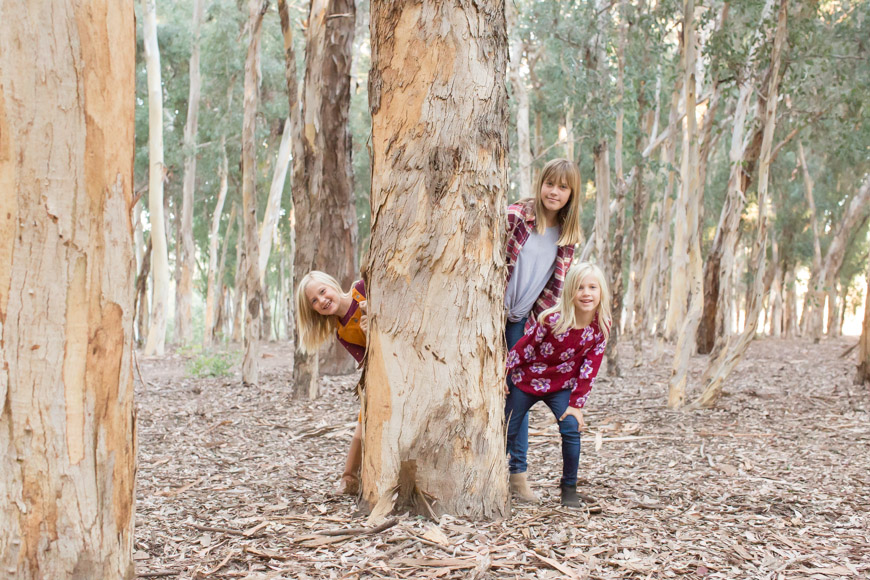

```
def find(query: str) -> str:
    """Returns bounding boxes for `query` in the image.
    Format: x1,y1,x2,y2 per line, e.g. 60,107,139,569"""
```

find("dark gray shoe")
560,485,582,508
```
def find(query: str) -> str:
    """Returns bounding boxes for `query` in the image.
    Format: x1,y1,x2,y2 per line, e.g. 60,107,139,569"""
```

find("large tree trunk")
667,0,703,408
0,2,136,577
142,0,170,356
177,0,205,347
362,0,509,519
281,0,358,390
241,0,267,385
694,0,787,408
204,137,229,346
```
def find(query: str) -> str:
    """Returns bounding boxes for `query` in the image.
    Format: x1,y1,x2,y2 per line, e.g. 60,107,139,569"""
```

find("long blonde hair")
533,158,583,246
295,271,346,353
539,262,612,340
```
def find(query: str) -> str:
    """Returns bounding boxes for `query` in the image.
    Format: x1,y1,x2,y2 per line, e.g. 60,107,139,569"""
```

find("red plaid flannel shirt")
505,199,575,329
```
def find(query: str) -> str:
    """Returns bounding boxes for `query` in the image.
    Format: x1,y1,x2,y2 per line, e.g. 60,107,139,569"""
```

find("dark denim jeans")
505,380,582,487
505,318,530,460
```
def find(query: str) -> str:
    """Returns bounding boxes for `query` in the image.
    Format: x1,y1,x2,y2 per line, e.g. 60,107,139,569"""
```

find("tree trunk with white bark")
362,0,509,519
204,137,229,346
240,0,267,385
177,0,205,347
142,0,170,356
668,0,703,408
0,2,136,576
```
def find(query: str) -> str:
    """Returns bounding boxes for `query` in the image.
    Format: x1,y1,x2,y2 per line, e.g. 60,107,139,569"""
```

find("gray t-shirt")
505,226,560,322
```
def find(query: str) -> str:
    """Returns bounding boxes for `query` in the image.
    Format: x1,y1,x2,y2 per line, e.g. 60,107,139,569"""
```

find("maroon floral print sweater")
506,313,606,408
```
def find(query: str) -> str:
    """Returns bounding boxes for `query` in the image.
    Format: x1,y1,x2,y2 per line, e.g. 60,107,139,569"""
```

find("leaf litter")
134,338,870,579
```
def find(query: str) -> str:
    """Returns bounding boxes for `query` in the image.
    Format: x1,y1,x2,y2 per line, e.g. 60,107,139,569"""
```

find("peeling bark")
0,2,136,576
362,0,509,519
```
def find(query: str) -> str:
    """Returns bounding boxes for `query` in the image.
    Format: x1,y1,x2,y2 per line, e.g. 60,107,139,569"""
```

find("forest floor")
133,336,870,580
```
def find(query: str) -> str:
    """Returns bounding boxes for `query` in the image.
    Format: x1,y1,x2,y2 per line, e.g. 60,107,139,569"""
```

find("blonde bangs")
294,271,343,353
538,261,612,340
533,158,583,246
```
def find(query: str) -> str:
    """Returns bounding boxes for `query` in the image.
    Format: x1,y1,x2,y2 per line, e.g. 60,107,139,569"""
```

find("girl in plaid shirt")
505,262,612,507
504,158,583,503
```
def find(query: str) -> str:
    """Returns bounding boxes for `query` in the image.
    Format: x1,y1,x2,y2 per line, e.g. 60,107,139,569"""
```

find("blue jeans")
505,318,529,459
505,382,582,487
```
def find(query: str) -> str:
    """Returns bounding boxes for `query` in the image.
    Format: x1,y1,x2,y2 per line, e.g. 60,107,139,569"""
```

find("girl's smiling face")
573,275,601,317
540,177,572,214
305,281,342,316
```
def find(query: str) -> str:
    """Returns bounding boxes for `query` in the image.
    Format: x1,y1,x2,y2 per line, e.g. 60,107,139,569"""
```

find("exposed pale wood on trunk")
240,0,268,385
177,0,206,347
362,0,509,519
258,118,293,285
205,137,229,346
142,0,170,356
0,2,136,576
694,0,788,408
668,0,703,409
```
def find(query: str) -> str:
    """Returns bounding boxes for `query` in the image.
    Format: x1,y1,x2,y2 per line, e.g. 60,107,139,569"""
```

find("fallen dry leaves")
133,338,870,579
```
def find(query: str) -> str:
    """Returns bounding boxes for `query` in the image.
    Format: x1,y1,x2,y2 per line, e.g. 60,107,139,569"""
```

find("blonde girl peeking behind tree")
295,271,367,495
505,262,611,507
504,157,583,503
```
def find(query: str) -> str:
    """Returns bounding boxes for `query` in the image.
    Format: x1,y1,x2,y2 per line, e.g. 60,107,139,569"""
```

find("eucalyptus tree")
0,2,137,576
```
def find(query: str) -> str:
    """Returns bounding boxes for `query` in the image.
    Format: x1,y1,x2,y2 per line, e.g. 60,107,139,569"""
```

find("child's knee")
559,415,580,435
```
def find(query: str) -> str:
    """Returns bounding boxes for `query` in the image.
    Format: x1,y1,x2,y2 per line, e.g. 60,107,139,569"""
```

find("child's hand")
559,406,585,432
359,300,368,334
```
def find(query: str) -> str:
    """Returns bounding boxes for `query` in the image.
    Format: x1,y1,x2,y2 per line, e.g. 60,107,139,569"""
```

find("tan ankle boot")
338,425,363,495
509,472,539,504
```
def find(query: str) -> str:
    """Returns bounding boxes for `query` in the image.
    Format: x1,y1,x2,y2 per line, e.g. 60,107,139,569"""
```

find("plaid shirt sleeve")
504,203,529,283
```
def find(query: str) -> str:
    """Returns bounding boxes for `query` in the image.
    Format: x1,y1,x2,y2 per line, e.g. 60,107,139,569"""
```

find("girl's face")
573,275,601,317
540,175,572,214
305,281,342,316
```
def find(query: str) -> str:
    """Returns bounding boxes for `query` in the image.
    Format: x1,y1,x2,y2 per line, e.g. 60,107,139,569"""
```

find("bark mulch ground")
133,337,870,579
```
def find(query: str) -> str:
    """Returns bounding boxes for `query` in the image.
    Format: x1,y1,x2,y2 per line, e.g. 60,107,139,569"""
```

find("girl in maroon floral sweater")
505,262,612,507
